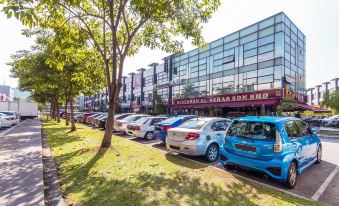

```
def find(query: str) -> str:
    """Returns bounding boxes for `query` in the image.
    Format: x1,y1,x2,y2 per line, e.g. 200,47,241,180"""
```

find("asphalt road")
111,130,339,206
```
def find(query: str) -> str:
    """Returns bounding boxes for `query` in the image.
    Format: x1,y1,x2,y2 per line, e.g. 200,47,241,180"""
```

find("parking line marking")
0,120,26,138
311,165,339,201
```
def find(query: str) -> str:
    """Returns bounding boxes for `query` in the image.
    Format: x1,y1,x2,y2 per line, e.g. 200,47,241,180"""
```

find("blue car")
154,115,198,142
219,116,322,188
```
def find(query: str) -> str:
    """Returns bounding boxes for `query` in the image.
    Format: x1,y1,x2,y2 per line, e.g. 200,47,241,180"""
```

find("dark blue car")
154,115,198,142
220,116,322,188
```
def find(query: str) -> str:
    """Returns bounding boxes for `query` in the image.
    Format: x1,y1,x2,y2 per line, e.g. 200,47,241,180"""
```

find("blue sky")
0,0,338,89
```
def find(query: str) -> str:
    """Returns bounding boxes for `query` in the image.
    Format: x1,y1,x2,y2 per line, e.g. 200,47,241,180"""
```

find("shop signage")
172,89,283,105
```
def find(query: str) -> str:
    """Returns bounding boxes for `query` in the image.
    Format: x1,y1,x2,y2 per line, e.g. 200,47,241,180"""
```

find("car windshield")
116,114,130,120
227,121,276,141
0,112,14,116
178,119,208,130
135,117,150,124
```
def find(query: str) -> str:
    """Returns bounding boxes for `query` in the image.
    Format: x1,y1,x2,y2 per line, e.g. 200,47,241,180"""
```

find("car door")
284,120,308,167
211,120,227,145
295,120,317,162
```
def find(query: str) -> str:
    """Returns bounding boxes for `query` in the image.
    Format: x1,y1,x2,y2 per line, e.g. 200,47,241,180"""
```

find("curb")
42,129,66,206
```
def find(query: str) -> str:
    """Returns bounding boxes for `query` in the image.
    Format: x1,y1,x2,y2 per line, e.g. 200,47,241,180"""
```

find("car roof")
235,116,296,123
187,117,228,121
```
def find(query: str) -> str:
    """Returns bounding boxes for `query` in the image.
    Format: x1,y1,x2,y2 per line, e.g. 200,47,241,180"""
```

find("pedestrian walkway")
0,119,44,206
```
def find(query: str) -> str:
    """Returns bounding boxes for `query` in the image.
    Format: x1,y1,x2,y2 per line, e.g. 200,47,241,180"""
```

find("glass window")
211,45,223,55
246,70,257,79
284,121,299,139
189,49,199,57
258,34,274,46
240,33,257,45
223,55,235,64
240,24,258,37
224,40,239,50
244,49,257,58
259,17,274,29
244,56,257,66
223,75,234,82
227,121,276,141
275,13,283,23
258,43,274,54
211,38,223,48
223,48,234,57
259,26,274,38
199,51,210,58
224,32,239,43
211,121,229,131
258,67,274,76
258,51,274,62
275,23,283,32
258,75,273,83
244,40,257,51
178,119,208,130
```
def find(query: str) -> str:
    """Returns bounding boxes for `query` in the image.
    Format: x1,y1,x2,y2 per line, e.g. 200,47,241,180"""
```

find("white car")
126,116,168,140
166,117,231,162
322,115,339,127
0,111,20,125
113,114,150,133
0,113,12,128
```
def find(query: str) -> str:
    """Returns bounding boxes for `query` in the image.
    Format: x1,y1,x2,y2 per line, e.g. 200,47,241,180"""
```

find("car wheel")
205,144,219,162
285,162,297,189
316,145,322,164
145,132,154,140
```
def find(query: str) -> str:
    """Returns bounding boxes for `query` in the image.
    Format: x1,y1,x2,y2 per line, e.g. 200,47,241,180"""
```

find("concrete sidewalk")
0,119,45,206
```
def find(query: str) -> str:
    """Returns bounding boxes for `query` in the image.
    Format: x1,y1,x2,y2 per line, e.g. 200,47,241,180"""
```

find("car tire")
205,144,219,162
316,145,322,164
285,162,297,189
145,132,154,140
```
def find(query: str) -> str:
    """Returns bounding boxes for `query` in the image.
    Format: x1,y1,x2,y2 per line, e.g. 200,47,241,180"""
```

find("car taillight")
161,125,172,131
135,126,140,131
274,130,283,153
185,133,200,140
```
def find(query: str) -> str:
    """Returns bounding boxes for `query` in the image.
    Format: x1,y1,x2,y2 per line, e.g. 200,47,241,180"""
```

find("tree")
2,0,221,148
154,93,166,114
322,91,339,114
13,97,21,101
276,96,297,116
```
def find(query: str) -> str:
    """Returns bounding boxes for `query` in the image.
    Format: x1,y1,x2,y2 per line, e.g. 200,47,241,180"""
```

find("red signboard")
172,89,283,105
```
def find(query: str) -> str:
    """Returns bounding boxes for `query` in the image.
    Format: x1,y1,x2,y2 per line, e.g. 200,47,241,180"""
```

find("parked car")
90,114,106,126
166,117,231,162
305,116,326,127
79,113,95,123
93,115,107,128
0,113,12,128
0,111,20,125
322,115,339,127
86,113,102,125
126,116,168,140
154,115,198,142
113,114,150,133
219,116,322,188
95,116,108,129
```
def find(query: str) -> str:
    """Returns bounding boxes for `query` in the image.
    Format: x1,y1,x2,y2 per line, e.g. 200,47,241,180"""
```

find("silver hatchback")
166,117,230,162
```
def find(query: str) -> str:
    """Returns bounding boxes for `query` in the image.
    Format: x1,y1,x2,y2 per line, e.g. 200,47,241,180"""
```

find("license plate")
235,144,256,152
170,145,180,150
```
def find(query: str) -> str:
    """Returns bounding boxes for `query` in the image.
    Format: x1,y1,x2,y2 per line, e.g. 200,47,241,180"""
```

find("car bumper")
166,140,206,156
126,129,145,138
1,121,11,127
219,147,287,182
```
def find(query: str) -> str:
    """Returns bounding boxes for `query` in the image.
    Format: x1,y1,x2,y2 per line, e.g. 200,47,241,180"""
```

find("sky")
0,0,338,89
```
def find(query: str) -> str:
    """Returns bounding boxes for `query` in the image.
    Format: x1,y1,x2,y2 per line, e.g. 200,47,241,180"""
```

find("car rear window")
178,119,208,130
116,114,130,120
227,121,276,141
0,112,14,116
159,116,183,124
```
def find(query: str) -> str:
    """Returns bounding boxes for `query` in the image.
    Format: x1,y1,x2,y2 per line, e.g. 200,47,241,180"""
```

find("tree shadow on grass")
165,153,207,169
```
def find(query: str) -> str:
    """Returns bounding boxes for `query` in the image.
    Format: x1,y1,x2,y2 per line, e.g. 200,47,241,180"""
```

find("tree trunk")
65,98,69,126
56,101,60,123
101,96,115,148
70,95,76,132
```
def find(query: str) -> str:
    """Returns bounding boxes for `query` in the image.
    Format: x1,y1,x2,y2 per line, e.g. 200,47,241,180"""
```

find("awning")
169,99,280,109
296,103,331,113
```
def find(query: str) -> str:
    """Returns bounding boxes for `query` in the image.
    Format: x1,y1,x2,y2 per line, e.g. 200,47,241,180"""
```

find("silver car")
166,117,231,162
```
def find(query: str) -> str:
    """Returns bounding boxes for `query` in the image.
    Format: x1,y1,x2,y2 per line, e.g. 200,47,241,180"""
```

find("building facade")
0,85,14,101
84,12,310,116
307,78,339,106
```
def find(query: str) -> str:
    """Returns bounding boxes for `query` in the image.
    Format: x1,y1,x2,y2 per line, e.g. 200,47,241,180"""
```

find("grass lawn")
42,117,321,206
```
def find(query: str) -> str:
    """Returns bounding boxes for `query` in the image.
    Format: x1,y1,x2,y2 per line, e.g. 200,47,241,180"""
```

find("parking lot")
105,129,339,206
